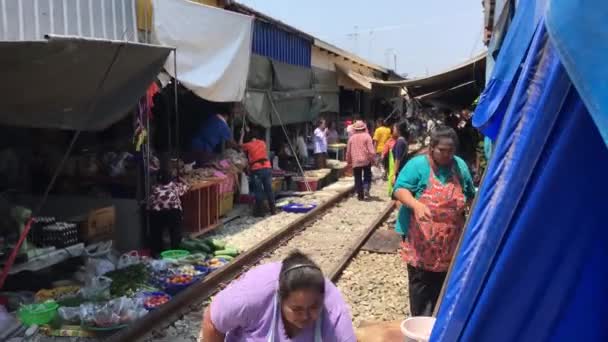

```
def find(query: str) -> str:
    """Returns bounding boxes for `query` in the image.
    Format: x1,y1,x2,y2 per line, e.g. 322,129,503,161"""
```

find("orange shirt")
242,140,271,171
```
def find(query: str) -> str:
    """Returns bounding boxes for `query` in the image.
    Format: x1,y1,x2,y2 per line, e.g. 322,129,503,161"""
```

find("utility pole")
393,53,397,72
347,25,360,54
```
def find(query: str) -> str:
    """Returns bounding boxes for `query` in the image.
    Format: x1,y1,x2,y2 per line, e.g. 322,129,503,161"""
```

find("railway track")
109,180,393,342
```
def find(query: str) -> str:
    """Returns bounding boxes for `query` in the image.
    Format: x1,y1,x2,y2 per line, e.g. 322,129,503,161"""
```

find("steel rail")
109,185,354,342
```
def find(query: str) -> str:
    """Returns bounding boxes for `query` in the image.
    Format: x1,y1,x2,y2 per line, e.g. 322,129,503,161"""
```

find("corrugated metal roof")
252,20,311,67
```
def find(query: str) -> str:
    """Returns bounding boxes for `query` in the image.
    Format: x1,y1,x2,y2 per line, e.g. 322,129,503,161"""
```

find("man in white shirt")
313,119,328,169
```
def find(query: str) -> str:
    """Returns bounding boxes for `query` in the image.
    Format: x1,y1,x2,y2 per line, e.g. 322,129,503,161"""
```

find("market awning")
152,0,253,102
377,53,487,97
0,35,171,131
416,81,482,109
336,64,388,91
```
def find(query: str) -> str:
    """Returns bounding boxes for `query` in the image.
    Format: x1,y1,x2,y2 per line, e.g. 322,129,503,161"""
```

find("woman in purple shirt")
202,251,356,342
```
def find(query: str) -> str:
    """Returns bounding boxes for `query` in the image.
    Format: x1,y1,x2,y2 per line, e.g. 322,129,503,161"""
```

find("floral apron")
400,156,466,272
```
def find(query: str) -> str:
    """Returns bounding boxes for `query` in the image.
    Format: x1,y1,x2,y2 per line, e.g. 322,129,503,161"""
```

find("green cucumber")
213,247,238,257
194,241,212,253
211,239,227,250
198,238,216,250
214,255,234,262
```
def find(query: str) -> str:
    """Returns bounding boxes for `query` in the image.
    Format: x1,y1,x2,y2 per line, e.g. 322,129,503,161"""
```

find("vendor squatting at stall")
240,127,276,217
346,120,375,201
393,126,475,316
202,251,356,342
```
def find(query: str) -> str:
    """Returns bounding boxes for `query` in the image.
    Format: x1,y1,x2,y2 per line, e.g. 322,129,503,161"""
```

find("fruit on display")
167,274,193,285
176,265,207,277
144,294,170,309
207,257,228,269
35,286,80,302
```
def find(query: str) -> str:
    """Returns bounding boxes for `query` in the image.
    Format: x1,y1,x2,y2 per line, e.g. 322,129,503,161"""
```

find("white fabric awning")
152,0,253,102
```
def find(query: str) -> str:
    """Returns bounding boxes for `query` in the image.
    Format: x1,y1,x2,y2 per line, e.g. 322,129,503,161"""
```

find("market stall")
1,237,238,338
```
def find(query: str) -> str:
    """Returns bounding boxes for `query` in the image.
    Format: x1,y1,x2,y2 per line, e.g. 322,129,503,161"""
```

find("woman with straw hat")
346,120,375,200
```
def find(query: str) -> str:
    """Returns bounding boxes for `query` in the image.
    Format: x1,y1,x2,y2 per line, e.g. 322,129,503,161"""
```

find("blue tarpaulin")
433,1,608,341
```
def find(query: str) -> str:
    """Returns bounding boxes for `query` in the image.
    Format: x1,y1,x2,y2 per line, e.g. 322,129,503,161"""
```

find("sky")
239,0,486,78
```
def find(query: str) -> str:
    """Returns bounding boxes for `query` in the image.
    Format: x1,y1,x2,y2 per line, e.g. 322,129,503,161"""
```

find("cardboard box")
77,206,115,243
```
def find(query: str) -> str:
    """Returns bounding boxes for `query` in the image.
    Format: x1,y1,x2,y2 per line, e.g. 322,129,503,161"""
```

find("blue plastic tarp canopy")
433,1,608,341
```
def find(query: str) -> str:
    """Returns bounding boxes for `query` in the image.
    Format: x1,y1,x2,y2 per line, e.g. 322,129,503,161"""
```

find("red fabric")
400,156,466,272
242,140,271,171
346,131,375,168
382,137,396,158
146,83,160,113
150,181,189,211
0,218,33,289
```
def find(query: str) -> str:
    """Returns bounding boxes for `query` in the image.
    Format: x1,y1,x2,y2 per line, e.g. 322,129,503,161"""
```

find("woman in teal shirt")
393,125,475,316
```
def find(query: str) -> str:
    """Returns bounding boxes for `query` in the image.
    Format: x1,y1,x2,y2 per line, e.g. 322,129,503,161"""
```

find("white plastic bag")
116,250,141,270
240,173,249,195
81,276,112,301
84,241,117,277
86,258,115,277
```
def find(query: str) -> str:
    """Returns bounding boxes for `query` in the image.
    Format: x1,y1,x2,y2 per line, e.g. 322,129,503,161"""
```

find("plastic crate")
294,178,319,192
219,192,234,217
271,177,283,193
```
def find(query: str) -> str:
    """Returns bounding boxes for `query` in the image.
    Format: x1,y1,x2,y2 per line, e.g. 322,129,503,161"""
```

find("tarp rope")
0,43,125,289
266,91,312,192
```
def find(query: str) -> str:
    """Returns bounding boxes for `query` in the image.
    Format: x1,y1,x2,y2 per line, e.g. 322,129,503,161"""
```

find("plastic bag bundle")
80,297,147,328
80,276,112,301
116,251,143,270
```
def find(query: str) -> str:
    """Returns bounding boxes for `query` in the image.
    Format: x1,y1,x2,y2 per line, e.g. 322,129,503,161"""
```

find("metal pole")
173,48,179,162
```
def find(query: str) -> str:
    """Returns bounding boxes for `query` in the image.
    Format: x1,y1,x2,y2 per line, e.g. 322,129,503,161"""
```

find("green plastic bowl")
160,249,190,260
18,301,59,326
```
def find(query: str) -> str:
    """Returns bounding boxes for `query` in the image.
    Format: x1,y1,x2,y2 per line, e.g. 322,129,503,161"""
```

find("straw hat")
352,120,367,131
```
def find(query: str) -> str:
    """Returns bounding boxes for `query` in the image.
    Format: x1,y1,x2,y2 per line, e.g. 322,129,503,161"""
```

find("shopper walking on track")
148,169,189,257
393,125,475,316
373,118,391,170
313,119,328,169
240,127,276,217
202,250,357,342
346,120,376,200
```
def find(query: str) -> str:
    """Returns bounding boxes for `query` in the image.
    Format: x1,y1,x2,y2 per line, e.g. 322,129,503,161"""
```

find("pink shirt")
210,262,356,342
346,131,375,168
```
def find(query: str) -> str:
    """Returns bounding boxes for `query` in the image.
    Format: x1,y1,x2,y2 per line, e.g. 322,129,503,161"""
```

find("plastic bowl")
160,249,190,260
18,301,59,326
282,203,317,213
194,265,211,278
400,316,436,342
164,275,196,295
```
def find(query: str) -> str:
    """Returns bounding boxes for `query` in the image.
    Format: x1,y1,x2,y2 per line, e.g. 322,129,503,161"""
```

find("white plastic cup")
400,316,436,342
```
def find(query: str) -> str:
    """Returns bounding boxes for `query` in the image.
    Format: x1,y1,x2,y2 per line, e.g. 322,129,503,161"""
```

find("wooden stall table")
356,320,404,342
181,179,221,238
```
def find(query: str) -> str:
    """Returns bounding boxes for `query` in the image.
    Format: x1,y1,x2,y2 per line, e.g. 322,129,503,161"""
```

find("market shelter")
0,35,171,131
379,53,486,110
